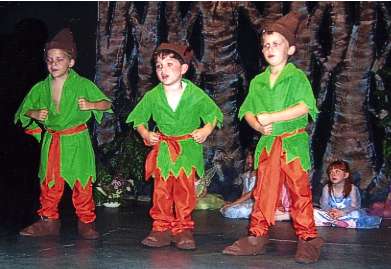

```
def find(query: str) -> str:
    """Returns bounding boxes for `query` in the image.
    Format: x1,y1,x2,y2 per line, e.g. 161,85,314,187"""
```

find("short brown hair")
153,42,193,65
153,49,185,65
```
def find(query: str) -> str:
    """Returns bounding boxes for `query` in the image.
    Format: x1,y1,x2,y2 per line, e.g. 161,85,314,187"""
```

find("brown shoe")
222,235,269,256
295,237,325,264
78,221,100,240
173,230,196,250
141,230,172,248
19,217,60,237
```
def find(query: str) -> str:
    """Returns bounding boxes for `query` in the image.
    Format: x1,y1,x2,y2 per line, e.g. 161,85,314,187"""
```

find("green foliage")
94,129,148,205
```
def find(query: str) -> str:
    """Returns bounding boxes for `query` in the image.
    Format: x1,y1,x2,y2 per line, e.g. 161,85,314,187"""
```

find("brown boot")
222,235,269,256
173,230,196,250
19,217,60,237
78,221,100,240
141,230,172,248
295,237,325,264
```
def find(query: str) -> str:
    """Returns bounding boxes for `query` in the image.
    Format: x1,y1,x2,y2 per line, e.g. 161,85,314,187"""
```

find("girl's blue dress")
314,184,382,229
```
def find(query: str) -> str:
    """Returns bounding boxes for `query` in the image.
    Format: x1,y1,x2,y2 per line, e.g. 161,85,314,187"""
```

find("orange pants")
150,169,196,235
249,135,318,240
37,176,96,224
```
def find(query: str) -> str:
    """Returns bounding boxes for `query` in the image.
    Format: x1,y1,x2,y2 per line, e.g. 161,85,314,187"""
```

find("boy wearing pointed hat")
222,12,324,263
126,42,223,250
15,28,112,239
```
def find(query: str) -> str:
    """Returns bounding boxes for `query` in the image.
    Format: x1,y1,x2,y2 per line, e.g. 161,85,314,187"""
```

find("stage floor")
1,201,390,269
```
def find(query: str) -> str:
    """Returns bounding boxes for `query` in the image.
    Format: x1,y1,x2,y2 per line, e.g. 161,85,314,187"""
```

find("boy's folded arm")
81,99,112,111
92,100,112,110
244,112,262,132
268,102,309,123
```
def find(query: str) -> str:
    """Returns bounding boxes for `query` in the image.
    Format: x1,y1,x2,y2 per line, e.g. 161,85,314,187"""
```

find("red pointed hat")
45,28,77,59
262,11,306,46
154,42,193,64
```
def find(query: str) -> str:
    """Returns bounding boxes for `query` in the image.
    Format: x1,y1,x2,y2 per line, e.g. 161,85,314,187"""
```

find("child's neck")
331,181,345,194
163,79,183,93
51,73,68,112
270,64,285,75
269,62,287,88
164,80,186,112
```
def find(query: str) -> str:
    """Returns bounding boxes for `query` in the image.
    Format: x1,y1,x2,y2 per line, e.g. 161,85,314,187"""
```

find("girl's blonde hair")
326,160,353,198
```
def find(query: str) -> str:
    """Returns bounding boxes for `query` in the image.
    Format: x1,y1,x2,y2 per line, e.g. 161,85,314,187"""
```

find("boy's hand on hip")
191,126,212,144
257,113,273,126
78,98,94,110
143,131,160,146
28,109,48,121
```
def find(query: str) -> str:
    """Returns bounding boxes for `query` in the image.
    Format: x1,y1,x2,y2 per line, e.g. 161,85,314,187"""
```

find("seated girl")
314,160,382,229
220,152,290,220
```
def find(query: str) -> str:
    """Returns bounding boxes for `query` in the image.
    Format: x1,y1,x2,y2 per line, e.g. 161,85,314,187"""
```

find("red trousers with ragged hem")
249,134,318,240
37,176,96,224
150,169,196,235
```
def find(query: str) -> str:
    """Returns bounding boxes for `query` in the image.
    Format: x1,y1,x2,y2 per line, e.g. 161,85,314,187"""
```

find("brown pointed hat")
262,11,307,46
45,28,77,59
154,42,193,65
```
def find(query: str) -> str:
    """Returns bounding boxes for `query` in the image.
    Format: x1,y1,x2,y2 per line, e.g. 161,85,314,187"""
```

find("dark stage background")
1,2,391,229
0,2,97,228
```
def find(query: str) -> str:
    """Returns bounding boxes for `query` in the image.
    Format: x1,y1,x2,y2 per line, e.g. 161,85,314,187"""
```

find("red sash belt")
258,128,305,224
25,128,42,135
145,133,193,180
45,124,88,185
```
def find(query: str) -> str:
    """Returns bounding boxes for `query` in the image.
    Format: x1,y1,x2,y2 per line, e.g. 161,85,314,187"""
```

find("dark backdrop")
0,1,97,229
1,2,390,230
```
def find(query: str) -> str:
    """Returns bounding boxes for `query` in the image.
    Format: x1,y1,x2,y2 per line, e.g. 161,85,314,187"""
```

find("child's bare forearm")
92,100,112,110
136,125,150,140
233,191,252,205
79,98,111,111
202,122,215,135
257,103,308,126
270,103,308,123
244,113,262,132
26,109,48,121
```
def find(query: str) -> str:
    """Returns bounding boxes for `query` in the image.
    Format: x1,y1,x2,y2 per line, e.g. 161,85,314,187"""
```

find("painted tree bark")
95,2,130,145
322,2,377,190
94,1,391,200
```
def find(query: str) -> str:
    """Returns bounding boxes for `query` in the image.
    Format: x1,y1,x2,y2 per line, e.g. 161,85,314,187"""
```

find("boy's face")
46,49,74,79
155,53,188,86
262,32,295,68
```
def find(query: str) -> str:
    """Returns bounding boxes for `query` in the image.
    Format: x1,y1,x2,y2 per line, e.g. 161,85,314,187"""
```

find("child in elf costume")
222,12,324,263
15,28,112,239
126,43,223,250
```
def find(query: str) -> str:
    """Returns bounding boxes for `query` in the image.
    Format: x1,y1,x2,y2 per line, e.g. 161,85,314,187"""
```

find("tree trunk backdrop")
94,1,391,203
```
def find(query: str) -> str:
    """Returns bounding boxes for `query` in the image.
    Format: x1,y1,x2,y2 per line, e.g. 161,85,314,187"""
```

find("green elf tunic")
126,79,223,180
14,69,112,188
239,63,318,171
